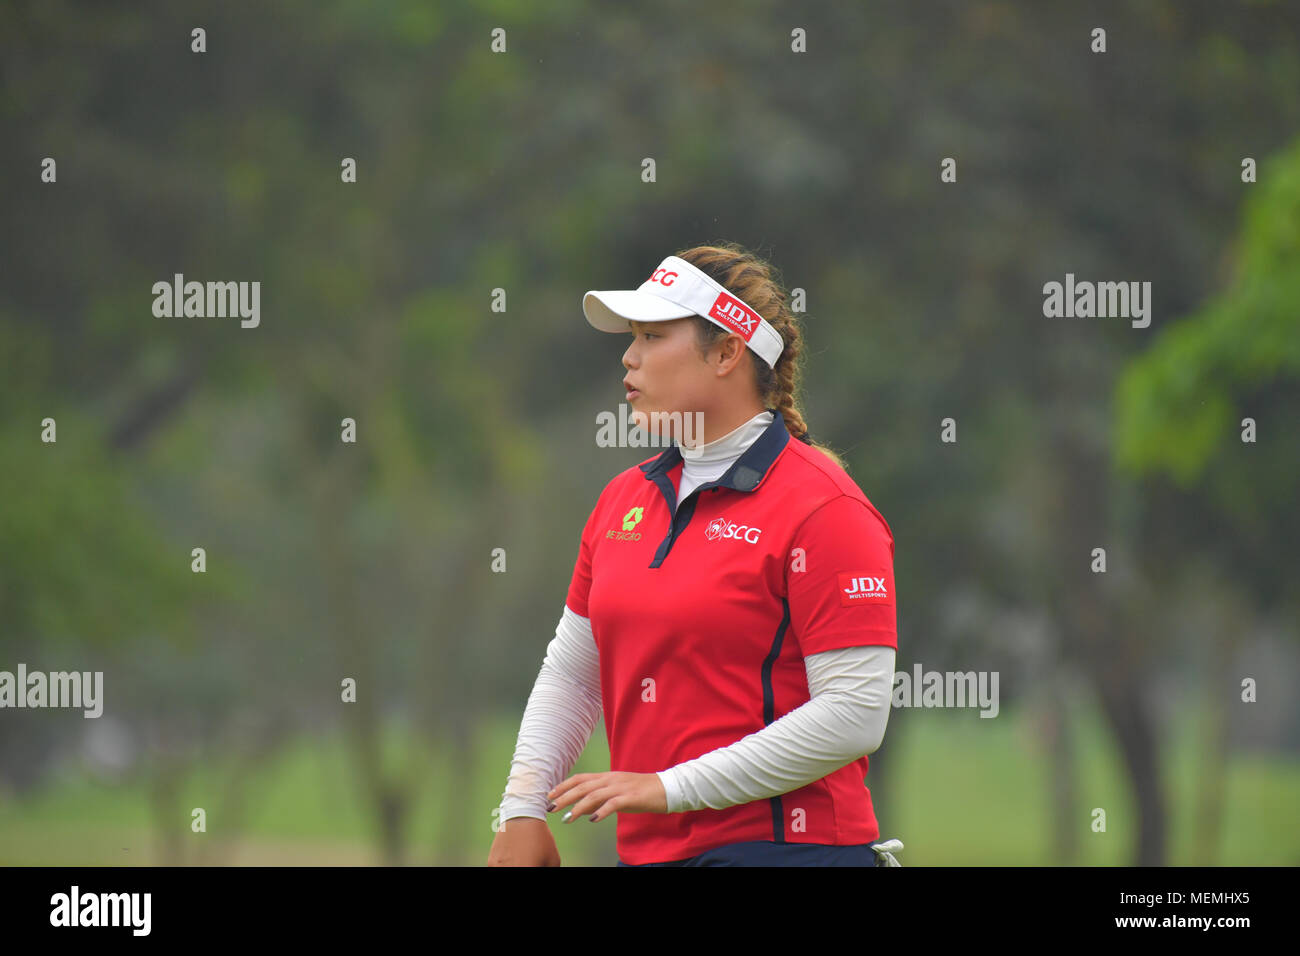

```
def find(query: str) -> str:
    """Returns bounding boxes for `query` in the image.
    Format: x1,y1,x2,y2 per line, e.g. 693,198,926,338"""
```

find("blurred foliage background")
1,0,1297,865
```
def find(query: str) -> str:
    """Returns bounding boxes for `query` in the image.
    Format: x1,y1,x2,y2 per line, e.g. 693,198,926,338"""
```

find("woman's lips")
626,389,640,400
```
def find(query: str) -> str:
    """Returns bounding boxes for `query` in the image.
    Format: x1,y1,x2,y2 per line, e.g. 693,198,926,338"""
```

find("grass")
1,695,1296,865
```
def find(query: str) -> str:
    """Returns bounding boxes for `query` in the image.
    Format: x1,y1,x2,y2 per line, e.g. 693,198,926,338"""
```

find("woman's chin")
629,407,676,441
629,408,655,434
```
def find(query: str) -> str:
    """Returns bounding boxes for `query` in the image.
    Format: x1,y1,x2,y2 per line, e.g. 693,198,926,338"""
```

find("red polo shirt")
565,411,897,865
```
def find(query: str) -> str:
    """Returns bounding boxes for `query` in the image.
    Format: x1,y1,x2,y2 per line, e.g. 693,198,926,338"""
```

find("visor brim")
583,289,697,332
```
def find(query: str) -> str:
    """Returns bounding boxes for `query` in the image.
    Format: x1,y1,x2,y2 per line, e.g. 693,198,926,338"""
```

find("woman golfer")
488,242,899,867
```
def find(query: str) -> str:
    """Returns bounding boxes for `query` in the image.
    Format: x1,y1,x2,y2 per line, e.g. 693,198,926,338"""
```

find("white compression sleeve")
497,605,603,822
499,606,897,819
656,644,897,813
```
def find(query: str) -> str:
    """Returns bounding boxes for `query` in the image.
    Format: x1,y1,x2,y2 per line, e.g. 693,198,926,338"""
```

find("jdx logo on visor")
709,291,760,340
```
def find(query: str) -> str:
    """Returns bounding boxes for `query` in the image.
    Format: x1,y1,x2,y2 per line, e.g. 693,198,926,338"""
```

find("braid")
769,313,810,443
677,242,847,471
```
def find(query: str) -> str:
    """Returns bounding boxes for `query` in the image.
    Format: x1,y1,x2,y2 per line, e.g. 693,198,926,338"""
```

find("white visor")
583,255,785,368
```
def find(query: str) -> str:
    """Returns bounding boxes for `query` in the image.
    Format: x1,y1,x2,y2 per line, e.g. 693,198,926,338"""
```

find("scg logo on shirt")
705,517,762,544
838,571,890,606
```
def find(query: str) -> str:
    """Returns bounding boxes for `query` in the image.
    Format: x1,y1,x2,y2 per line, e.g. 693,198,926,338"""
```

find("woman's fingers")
562,785,612,822
548,772,649,821
547,773,592,802
548,775,599,817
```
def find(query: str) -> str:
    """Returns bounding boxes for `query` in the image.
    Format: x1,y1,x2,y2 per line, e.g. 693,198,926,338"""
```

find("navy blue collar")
638,409,790,493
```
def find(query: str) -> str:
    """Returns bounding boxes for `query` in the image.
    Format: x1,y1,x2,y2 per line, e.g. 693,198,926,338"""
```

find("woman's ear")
718,334,747,369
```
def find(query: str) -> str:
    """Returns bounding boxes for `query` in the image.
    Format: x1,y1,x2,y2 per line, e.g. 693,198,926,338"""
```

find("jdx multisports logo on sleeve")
704,516,762,544
838,571,891,606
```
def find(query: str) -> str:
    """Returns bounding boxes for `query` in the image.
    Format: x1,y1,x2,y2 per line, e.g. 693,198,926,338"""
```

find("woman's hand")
487,816,561,866
547,771,668,823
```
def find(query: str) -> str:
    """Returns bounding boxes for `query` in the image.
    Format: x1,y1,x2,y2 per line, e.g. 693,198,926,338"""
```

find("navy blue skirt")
617,839,880,867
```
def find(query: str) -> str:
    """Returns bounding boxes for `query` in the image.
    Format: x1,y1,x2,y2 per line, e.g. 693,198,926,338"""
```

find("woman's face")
622,318,716,439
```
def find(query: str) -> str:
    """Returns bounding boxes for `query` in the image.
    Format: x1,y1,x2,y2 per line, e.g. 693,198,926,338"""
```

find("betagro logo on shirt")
606,506,644,541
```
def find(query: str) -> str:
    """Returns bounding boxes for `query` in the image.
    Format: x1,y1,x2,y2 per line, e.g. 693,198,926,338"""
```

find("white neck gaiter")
675,410,775,509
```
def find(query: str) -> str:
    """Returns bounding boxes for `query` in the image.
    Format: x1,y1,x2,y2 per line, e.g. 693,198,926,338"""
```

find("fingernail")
562,810,572,823
589,814,598,822
546,802,556,812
